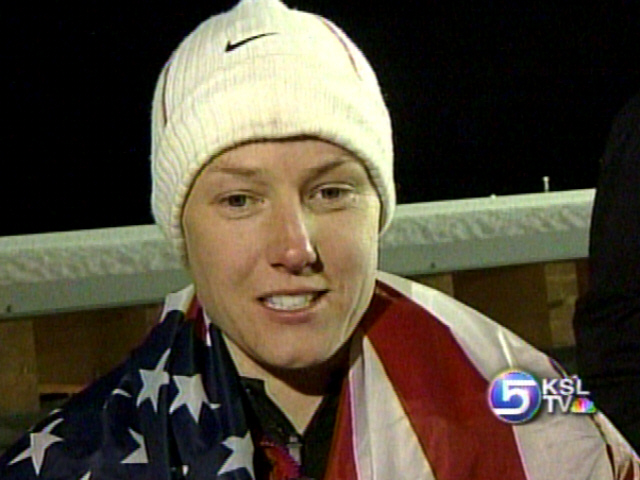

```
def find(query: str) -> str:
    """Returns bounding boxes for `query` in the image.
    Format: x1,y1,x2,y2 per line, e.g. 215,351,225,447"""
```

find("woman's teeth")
263,293,317,311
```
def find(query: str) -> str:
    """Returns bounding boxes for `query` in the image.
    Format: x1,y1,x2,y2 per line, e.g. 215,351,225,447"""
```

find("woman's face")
182,138,380,372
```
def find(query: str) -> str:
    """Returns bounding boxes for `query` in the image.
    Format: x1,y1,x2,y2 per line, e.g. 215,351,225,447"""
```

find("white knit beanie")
151,0,395,260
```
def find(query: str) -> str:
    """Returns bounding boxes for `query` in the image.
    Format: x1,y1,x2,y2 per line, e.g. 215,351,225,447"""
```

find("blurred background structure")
4,1,640,236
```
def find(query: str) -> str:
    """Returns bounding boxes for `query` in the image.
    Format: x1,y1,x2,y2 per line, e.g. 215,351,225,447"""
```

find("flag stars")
9,417,64,475
137,349,171,412
218,432,255,479
169,374,220,422
112,388,131,398
121,429,149,465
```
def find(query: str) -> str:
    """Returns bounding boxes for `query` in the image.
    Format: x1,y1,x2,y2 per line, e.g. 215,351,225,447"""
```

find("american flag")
1,275,638,479
0,285,255,479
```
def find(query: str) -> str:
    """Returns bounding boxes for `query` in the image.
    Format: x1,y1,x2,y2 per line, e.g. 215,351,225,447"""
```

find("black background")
4,1,639,236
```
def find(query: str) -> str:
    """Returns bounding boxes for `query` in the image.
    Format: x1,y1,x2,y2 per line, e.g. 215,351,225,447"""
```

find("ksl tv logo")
488,369,597,424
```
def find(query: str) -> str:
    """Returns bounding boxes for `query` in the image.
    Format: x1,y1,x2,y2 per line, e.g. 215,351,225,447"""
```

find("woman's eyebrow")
304,158,357,178
207,165,263,178
202,157,361,186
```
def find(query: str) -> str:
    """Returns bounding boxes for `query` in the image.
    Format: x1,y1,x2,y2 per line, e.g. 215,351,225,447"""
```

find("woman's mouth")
260,291,327,311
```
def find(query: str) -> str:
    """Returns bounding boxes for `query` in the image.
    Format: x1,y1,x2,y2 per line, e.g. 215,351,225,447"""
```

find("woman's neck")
223,335,348,433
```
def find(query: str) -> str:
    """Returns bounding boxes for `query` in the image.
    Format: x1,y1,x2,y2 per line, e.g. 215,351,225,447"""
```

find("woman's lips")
258,290,328,312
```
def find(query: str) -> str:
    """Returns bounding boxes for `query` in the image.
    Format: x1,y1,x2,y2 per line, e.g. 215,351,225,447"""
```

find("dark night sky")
4,1,639,237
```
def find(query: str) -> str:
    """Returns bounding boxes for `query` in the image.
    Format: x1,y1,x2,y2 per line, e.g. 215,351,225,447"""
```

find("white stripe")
376,271,626,479
158,284,195,321
349,329,435,480
348,331,370,480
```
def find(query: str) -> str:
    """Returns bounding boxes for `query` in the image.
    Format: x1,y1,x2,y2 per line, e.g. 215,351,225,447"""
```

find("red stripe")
624,466,639,480
324,381,359,480
188,299,209,343
359,282,528,480
608,444,640,480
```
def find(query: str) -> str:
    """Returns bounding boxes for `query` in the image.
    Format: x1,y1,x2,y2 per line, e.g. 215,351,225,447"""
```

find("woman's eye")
218,193,262,211
310,185,355,208
320,187,345,199
224,194,249,208
216,192,264,217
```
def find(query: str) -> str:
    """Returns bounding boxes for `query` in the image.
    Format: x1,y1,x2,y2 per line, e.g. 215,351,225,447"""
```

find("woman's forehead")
202,138,368,176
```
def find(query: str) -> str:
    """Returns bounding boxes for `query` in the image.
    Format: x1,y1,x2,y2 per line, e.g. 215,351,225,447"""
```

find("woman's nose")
266,200,319,273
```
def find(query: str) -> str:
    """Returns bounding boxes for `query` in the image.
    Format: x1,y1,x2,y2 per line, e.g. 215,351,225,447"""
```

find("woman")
2,1,637,478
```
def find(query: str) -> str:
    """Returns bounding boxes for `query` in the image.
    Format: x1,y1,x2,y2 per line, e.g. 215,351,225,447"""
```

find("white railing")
0,189,594,319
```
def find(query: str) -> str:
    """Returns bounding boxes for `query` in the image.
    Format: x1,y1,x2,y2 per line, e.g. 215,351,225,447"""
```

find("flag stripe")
360,283,529,480
324,382,359,480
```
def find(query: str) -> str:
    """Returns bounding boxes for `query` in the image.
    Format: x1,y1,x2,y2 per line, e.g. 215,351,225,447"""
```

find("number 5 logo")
488,370,542,423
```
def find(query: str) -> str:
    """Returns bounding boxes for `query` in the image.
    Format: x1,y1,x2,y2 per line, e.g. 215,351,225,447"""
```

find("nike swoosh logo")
224,32,278,52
